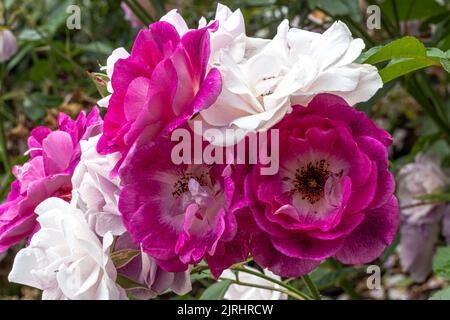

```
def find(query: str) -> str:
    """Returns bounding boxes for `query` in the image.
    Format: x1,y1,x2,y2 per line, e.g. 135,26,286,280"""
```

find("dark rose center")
293,159,330,204
172,169,209,198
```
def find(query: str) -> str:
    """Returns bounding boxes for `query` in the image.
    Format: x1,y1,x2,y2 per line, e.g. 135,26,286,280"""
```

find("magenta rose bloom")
97,21,222,171
119,137,241,273
0,108,102,252
245,94,398,277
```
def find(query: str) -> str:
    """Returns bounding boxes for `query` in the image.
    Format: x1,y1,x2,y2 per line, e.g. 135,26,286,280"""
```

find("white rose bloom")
398,154,449,224
71,135,125,236
221,267,288,300
8,198,126,300
0,29,18,62
198,20,382,146
97,47,130,108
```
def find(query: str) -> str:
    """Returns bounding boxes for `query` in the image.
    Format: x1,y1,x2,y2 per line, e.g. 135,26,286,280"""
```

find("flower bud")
0,29,18,63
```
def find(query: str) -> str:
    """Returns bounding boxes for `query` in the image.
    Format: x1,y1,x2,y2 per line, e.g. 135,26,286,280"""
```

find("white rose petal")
71,135,125,236
8,198,126,300
160,4,246,63
98,47,130,108
198,19,383,146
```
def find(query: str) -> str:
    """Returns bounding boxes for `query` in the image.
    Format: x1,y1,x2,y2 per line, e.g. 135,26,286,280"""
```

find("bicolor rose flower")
115,233,192,299
8,198,125,300
198,20,382,146
72,135,125,236
0,29,17,62
71,136,191,299
221,267,288,300
161,3,246,63
397,155,450,282
97,20,222,171
0,109,102,252
245,94,398,277
118,138,240,272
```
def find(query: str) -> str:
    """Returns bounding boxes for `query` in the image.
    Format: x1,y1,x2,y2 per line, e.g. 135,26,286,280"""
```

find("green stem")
403,74,450,146
148,0,165,19
302,274,321,300
123,0,154,25
328,259,362,300
131,0,155,23
0,116,10,174
232,266,313,300
416,73,449,128
0,62,10,175
222,278,307,300
391,0,401,34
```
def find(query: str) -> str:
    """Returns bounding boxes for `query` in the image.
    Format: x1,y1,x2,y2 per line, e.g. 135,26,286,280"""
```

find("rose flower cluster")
0,4,397,299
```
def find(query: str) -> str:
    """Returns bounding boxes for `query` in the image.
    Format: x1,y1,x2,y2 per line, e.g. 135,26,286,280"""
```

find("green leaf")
30,60,53,83
427,48,450,59
364,37,428,65
23,93,63,121
6,43,35,71
199,280,232,300
361,38,449,81
430,287,450,300
355,46,382,64
80,42,115,56
426,48,450,73
381,0,446,21
440,59,450,74
379,58,440,83
88,72,110,98
18,29,43,42
110,249,141,269
116,274,147,290
433,246,450,281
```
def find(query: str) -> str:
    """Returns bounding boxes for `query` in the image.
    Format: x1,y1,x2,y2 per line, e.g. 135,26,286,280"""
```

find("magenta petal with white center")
119,138,236,272
245,94,398,277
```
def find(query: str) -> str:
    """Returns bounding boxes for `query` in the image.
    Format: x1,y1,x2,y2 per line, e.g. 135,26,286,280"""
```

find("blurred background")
1,0,450,299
